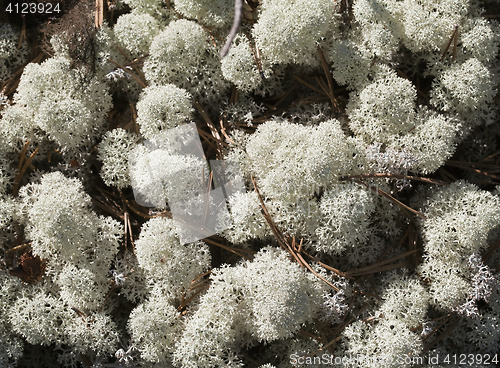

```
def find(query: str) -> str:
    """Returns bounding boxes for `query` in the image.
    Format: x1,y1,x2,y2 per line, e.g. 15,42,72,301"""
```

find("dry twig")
221,0,243,57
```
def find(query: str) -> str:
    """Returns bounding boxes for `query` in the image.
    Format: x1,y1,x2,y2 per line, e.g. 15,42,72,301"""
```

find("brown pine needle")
353,180,426,219
446,160,500,180
272,82,300,108
219,116,236,144
251,176,304,265
452,24,458,61
345,246,419,277
17,16,26,49
201,237,255,261
438,167,456,183
293,75,326,96
423,316,460,351
251,176,340,291
296,252,340,291
119,194,155,219
301,251,352,279
440,25,459,62
177,284,210,313
197,128,220,151
201,170,213,227
315,76,331,97
191,269,212,285
108,58,147,88
92,198,124,220
195,102,226,158
317,45,338,107
114,45,148,83
340,173,449,186
12,147,38,196
17,140,30,172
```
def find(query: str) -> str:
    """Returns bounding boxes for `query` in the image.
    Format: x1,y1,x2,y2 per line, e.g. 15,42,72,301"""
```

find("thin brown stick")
438,167,456,183
18,16,26,49
297,95,331,105
177,285,209,313
243,28,264,79
251,176,343,290
452,24,458,61
95,0,106,29
127,215,135,251
314,76,331,98
201,170,213,227
251,177,307,267
220,0,243,57
197,128,220,151
191,269,212,285
122,199,129,249
319,302,369,352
